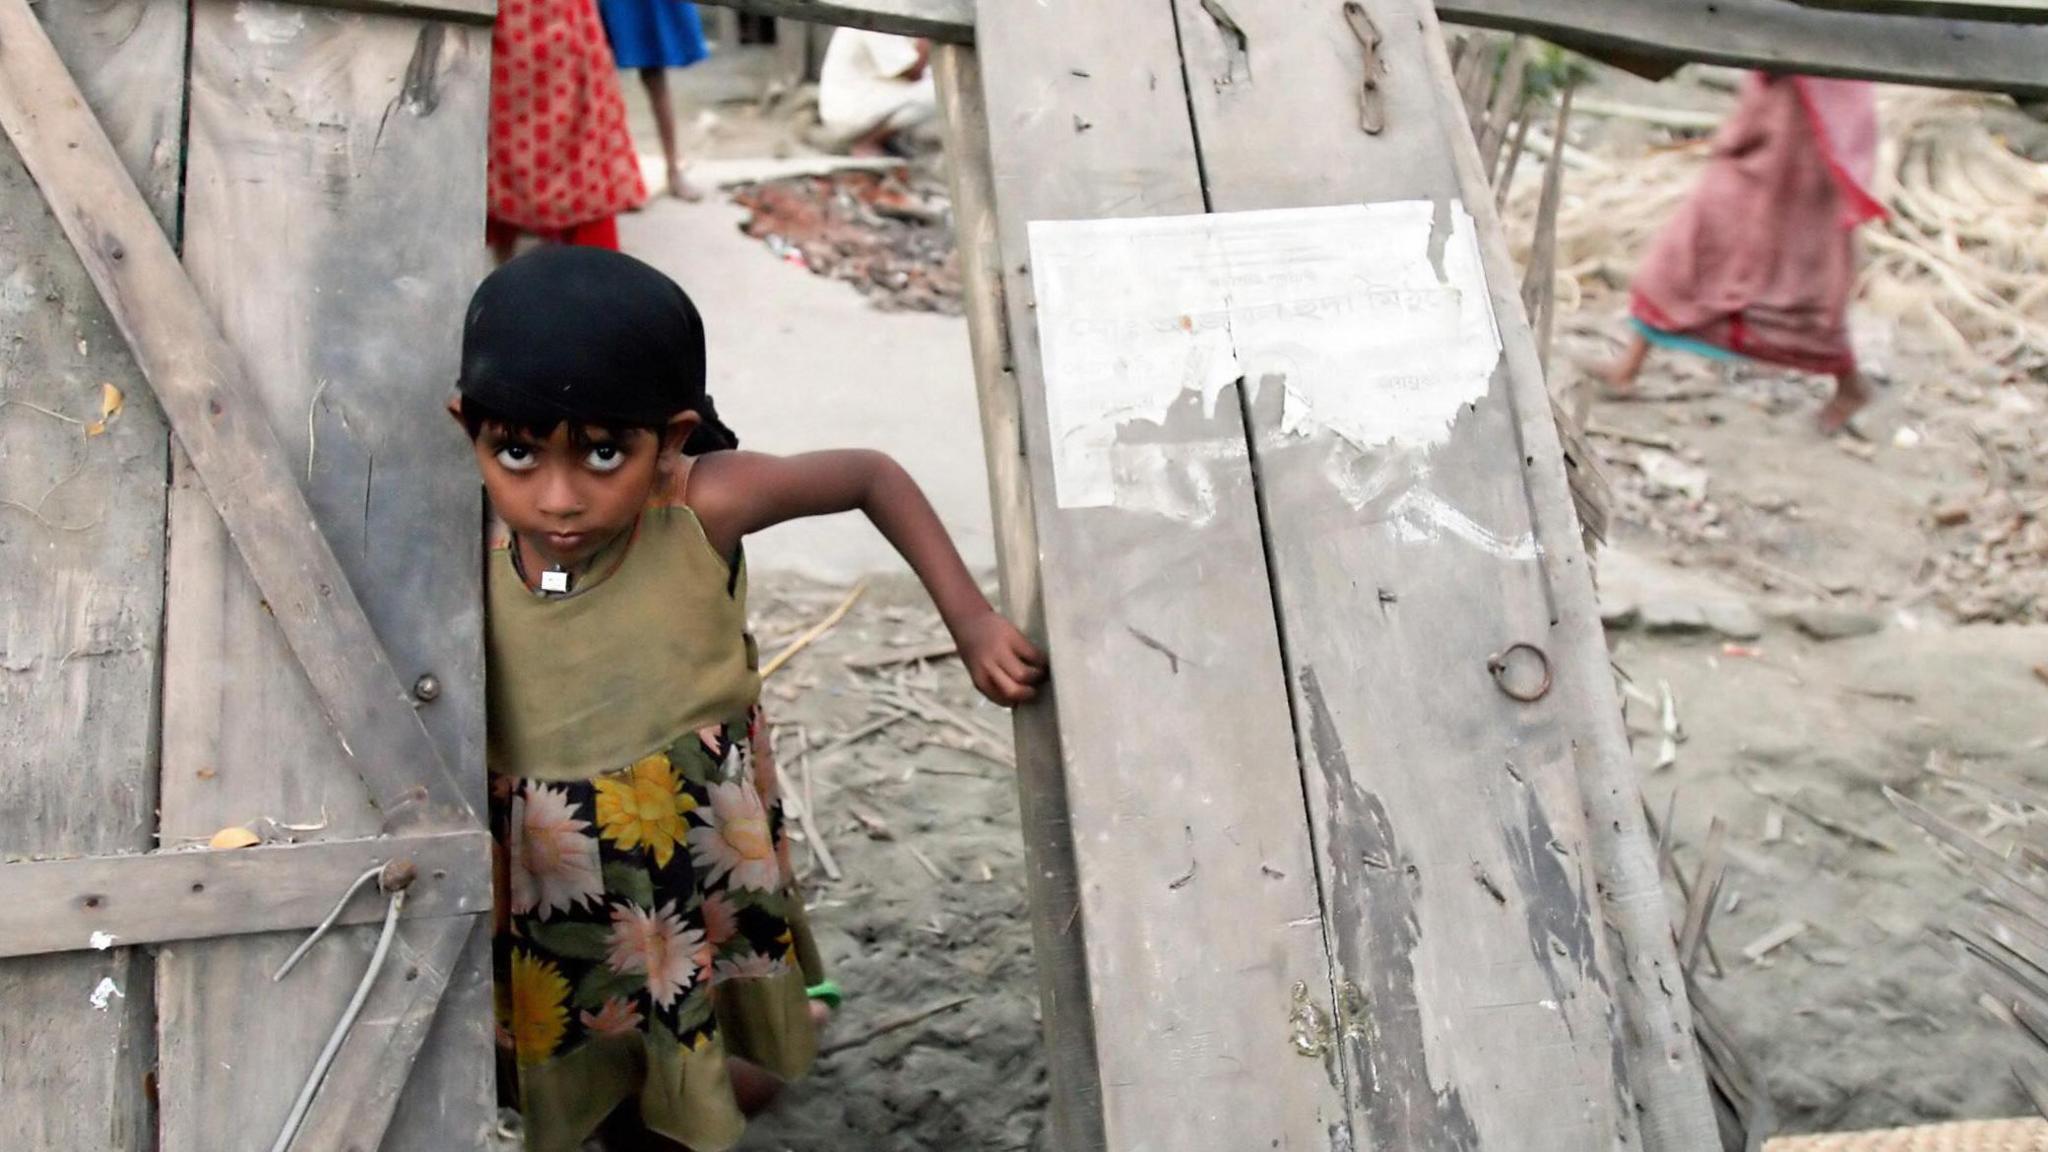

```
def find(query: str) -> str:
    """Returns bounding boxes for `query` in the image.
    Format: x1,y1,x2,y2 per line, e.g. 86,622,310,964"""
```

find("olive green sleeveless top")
486,505,759,781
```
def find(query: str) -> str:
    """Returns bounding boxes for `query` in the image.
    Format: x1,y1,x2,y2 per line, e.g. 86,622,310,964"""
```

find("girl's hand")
954,611,1047,706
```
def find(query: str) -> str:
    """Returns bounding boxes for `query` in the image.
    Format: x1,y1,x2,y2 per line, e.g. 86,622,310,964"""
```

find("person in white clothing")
817,29,937,155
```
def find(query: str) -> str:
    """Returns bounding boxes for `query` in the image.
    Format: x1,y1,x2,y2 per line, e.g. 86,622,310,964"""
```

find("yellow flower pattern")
510,949,571,1066
593,752,697,867
492,711,821,1135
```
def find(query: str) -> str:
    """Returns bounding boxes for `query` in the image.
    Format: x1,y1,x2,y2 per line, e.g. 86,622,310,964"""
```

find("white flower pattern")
509,783,605,920
688,779,781,892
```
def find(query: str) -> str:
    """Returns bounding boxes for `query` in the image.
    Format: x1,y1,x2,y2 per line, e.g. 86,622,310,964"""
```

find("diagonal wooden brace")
0,0,476,831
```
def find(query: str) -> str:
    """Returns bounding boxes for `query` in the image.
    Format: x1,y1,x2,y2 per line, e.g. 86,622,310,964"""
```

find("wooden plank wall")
972,5,1352,1149
0,2,185,1147
154,3,494,1146
1165,0,1691,1147
968,2,1719,1148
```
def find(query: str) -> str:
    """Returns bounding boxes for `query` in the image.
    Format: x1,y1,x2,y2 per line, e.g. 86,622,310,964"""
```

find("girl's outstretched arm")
690,449,1046,705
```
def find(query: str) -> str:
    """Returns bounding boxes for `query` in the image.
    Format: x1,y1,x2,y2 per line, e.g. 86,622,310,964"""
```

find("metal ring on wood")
1487,642,1553,703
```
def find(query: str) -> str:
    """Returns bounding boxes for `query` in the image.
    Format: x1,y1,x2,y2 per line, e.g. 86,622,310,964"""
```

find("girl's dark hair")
456,246,739,454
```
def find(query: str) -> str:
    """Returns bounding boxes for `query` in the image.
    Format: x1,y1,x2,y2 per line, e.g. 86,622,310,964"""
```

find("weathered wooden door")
1,1,497,1148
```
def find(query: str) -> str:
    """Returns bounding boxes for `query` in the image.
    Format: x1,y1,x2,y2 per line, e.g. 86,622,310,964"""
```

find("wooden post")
932,43,1106,1152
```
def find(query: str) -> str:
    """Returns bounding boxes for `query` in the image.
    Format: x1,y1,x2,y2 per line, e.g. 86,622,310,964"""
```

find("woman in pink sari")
1603,74,1886,434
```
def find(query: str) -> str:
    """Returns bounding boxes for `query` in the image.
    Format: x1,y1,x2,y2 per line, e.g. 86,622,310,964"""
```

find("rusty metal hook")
1488,642,1553,703
1343,1,1387,135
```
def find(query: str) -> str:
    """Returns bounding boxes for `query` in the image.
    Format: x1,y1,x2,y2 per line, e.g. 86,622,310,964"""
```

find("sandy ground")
735,582,1048,1152
588,55,2048,1150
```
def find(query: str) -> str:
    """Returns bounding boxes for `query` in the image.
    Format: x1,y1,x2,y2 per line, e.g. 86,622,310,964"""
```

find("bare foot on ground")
665,164,704,202
1817,371,1870,436
1599,332,1651,398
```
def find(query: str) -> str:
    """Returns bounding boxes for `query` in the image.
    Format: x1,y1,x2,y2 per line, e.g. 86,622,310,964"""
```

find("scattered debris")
906,843,951,883
1654,679,1683,771
778,745,841,882
818,994,977,1058
848,805,894,841
208,826,262,850
844,639,959,671
733,171,962,314
84,383,122,437
1741,920,1808,965
762,581,867,679
89,976,124,1011
1790,607,1884,643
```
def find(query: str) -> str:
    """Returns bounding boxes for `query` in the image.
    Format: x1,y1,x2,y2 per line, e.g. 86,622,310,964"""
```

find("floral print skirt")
491,709,823,1152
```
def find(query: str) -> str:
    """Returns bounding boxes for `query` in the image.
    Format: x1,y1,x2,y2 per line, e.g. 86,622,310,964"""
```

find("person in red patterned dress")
488,0,649,262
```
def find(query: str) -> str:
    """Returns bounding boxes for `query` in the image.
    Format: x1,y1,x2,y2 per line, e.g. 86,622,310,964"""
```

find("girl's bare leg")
640,68,700,202
1599,331,1651,396
730,1000,832,1116
1817,368,1870,435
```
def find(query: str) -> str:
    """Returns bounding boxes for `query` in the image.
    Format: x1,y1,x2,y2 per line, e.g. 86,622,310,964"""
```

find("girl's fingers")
1013,635,1049,669
1002,651,1047,686
980,662,1035,705
995,651,1031,684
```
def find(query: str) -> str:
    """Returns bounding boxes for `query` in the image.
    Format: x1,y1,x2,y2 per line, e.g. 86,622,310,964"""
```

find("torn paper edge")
1028,201,1504,521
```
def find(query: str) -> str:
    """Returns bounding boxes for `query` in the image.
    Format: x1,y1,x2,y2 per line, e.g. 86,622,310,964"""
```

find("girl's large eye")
585,443,627,473
493,444,539,473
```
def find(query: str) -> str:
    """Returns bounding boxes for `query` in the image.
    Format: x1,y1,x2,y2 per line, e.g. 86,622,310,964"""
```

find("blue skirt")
597,0,710,71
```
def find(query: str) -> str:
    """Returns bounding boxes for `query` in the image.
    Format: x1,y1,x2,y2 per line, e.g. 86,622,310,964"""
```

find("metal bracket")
1344,2,1388,134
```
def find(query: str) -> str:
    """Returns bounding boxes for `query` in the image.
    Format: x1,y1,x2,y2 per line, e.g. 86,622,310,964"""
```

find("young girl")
455,247,1045,1151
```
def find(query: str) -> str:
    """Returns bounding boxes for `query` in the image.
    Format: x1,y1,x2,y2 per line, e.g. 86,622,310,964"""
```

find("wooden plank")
154,4,494,1149
694,0,2048,97
696,0,973,42
1410,3,1725,1146
931,44,1106,1152
0,0,475,832
1793,0,2048,23
1436,0,2048,100
296,0,498,23
0,3,182,1148
286,916,482,1152
0,831,490,959
972,4,1349,1148
1167,1,1650,1147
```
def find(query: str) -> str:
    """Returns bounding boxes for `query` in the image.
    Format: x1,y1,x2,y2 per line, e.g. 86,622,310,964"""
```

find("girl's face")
465,411,695,570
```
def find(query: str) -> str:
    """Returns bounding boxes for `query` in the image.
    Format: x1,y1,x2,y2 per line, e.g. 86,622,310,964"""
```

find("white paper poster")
1028,202,1503,516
